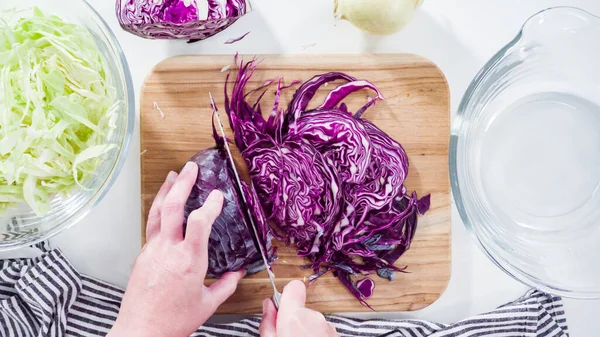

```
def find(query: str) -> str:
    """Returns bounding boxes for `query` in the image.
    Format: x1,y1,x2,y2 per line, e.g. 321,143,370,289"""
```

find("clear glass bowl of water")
451,7,600,298
0,0,134,250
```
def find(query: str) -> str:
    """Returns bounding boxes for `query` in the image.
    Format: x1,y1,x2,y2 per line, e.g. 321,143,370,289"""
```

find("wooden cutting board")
140,54,450,313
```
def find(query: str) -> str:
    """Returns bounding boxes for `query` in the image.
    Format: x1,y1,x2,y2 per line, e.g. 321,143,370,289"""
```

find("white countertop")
45,0,600,335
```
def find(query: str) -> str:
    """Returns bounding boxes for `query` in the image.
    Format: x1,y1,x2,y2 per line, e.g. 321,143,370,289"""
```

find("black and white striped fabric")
0,248,569,337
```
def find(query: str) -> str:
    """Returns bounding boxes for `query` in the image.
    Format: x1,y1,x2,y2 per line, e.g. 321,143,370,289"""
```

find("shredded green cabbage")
0,7,118,216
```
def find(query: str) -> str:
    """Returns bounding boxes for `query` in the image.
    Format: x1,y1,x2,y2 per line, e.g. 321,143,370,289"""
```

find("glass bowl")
0,0,134,250
451,7,600,298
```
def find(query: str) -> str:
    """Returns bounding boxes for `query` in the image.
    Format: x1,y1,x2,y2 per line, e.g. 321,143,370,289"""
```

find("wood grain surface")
140,54,450,314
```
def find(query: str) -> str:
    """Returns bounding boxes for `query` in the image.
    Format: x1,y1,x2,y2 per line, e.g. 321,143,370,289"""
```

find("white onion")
334,0,423,35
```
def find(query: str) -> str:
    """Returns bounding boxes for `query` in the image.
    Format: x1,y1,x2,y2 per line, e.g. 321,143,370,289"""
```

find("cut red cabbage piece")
224,31,250,44
356,278,375,299
224,58,430,307
116,0,251,41
182,121,273,278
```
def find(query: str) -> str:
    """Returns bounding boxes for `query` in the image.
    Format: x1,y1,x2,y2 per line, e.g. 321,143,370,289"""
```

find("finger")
204,270,246,313
146,171,178,242
279,280,307,314
279,308,326,337
185,190,224,249
160,162,198,241
328,322,340,337
286,308,331,337
258,298,277,337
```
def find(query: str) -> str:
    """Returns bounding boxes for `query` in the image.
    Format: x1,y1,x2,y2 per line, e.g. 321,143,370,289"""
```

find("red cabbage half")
224,58,430,307
116,0,251,41
183,121,273,278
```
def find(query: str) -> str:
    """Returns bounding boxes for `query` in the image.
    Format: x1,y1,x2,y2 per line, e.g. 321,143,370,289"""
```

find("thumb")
205,270,245,312
279,280,307,314
259,298,277,337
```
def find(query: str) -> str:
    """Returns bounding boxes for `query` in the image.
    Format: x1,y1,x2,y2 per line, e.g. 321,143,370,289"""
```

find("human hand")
259,280,339,337
107,162,245,337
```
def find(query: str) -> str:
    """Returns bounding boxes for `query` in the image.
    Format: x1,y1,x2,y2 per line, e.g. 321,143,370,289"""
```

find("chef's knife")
210,92,282,310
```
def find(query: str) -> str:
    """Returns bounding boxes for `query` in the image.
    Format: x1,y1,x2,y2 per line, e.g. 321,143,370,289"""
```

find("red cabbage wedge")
224,58,430,307
183,120,273,278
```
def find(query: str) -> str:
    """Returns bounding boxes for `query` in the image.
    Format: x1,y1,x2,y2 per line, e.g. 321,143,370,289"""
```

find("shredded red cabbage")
116,0,250,41
224,58,430,307
224,31,250,44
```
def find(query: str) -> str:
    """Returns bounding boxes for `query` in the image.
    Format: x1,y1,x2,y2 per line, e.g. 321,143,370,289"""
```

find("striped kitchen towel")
0,248,569,337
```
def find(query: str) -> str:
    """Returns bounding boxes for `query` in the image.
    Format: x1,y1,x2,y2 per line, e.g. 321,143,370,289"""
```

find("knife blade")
210,92,282,310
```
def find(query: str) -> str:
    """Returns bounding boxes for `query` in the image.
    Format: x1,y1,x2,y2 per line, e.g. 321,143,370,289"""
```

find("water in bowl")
481,92,600,235
478,91,600,290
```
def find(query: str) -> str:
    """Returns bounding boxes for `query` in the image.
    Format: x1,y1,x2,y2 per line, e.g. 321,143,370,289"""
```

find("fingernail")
282,280,294,292
207,189,223,202
166,171,177,183
182,161,196,174
262,298,268,314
